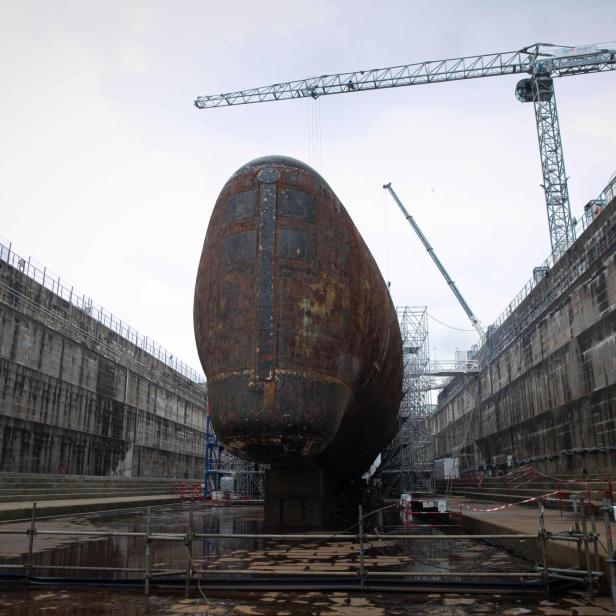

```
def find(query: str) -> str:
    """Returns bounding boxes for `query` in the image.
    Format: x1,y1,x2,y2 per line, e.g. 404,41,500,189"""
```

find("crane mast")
383,183,486,344
516,44,584,257
195,42,616,261
532,73,573,258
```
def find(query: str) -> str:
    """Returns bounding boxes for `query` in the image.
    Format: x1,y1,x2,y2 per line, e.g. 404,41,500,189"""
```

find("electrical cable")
184,544,213,611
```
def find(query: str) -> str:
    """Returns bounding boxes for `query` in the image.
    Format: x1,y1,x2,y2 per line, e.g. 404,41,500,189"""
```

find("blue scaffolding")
203,412,265,500
203,413,222,498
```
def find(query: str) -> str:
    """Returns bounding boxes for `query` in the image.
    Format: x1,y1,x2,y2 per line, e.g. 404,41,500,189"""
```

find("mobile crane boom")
383,182,486,344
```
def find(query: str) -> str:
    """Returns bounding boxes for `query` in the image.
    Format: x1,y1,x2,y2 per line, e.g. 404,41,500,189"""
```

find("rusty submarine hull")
194,156,402,526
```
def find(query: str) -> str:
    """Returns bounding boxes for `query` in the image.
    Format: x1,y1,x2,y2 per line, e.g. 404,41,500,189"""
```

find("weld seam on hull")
256,178,277,381
209,368,354,396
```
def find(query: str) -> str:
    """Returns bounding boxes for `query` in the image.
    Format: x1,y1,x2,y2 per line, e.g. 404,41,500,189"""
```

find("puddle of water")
0,504,263,578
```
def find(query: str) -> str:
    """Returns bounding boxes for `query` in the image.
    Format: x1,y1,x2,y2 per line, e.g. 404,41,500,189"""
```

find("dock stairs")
435,467,615,511
0,472,201,503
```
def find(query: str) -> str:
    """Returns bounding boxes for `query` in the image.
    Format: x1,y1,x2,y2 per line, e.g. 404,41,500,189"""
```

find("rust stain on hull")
194,156,403,481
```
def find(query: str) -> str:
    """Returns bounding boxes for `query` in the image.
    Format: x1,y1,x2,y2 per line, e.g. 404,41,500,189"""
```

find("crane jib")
194,41,616,264
194,43,615,108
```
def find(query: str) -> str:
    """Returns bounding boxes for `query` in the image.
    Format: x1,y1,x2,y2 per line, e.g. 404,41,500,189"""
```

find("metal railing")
0,502,540,594
437,187,616,414
490,174,616,334
0,495,613,601
424,359,479,376
0,236,205,384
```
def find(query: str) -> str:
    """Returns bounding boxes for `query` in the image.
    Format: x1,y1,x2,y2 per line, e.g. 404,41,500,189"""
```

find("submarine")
194,156,403,527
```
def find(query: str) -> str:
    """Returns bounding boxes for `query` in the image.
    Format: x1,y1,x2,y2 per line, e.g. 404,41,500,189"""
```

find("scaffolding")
376,307,435,499
204,415,265,500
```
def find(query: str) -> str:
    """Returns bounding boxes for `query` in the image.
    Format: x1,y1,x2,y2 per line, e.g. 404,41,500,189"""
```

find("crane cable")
307,98,322,169
317,97,322,169
427,311,475,333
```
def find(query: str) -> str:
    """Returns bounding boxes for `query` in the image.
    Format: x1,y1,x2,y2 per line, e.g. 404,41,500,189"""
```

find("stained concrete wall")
432,197,616,475
0,257,206,478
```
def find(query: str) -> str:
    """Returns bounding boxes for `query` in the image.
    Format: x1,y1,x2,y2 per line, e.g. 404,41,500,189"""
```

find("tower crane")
195,42,616,260
384,183,486,344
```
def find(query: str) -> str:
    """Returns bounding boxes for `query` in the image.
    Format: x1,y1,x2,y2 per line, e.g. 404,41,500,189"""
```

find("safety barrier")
0,494,614,602
444,467,616,517
0,236,205,384
399,495,463,531
172,483,204,502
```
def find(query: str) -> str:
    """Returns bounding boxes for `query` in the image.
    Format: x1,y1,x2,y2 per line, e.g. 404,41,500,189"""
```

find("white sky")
1,1,615,376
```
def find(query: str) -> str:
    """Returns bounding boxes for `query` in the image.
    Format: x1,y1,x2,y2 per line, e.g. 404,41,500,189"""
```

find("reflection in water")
0,504,264,579
0,504,532,579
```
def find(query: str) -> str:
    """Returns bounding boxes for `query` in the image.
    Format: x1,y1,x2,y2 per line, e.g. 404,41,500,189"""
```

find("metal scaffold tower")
376,307,435,499
204,414,265,500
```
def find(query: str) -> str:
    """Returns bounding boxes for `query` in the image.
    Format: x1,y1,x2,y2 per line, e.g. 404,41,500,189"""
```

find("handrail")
0,237,205,384
490,174,616,334
0,496,607,597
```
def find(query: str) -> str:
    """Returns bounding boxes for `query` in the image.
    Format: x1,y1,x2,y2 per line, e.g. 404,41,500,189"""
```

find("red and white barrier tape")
456,490,562,512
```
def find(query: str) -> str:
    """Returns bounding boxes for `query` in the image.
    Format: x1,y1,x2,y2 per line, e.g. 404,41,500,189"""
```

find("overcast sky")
1,1,615,376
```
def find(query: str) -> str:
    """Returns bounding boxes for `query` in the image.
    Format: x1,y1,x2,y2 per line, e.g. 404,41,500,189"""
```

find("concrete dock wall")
0,249,206,478
432,197,616,475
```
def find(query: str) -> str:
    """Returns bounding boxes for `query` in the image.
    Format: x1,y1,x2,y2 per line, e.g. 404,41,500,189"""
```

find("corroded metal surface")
194,156,402,481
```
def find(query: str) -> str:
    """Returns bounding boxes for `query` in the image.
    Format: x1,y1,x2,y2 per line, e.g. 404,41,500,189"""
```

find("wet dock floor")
0,588,614,615
0,504,613,615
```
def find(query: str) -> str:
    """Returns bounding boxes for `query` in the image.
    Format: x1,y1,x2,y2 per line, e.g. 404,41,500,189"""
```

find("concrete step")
0,490,179,503
0,481,194,490
437,485,609,496
454,473,616,480
0,487,185,495
435,480,614,493
0,486,169,492
441,482,613,491
0,472,200,483
0,487,175,496
0,474,202,502
443,489,602,510
441,472,616,480
0,480,191,489
0,476,193,484
437,476,615,485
